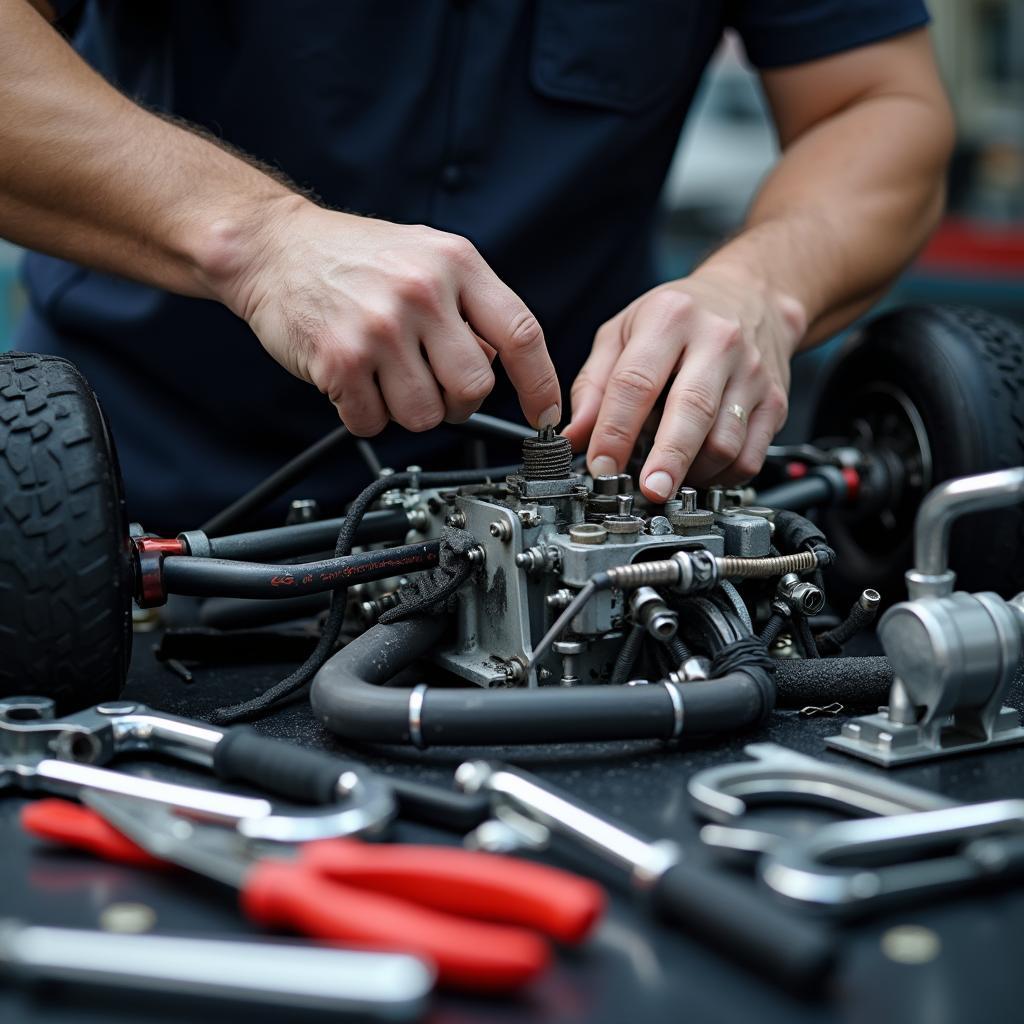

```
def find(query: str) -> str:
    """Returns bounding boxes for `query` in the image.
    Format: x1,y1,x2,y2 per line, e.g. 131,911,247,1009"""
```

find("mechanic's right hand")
211,198,561,434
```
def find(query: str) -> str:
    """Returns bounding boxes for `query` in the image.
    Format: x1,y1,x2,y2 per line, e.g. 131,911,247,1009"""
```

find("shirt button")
441,164,465,190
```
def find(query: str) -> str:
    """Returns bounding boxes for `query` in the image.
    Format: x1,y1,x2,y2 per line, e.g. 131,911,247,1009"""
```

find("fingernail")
590,455,618,477
644,471,674,500
537,404,560,429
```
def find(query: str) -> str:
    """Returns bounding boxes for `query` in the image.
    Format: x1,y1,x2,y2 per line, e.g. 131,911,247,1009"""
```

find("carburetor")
408,428,775,689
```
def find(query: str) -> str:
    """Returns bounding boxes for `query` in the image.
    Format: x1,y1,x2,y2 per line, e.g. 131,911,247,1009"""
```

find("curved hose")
311,618,776,747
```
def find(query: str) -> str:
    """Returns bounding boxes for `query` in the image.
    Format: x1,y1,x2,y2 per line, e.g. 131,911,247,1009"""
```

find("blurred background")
1,0,1021,438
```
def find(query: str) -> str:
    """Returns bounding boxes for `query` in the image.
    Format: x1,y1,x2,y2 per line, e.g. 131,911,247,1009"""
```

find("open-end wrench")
455,760,836,994
686,743,955,859
0,696,395,842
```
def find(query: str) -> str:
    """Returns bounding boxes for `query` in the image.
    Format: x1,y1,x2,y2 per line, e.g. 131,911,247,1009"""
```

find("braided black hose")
609,622,646,686
758,612,787,647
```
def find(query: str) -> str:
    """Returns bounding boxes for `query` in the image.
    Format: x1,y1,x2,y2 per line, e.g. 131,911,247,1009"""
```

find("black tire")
811,305,1024,607
0,352,132,711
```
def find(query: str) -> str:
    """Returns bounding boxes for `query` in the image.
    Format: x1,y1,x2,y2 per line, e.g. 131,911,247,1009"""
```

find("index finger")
457,258,561,429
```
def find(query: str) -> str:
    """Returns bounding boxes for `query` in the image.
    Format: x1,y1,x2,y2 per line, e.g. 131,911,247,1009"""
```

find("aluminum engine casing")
431,487,732,688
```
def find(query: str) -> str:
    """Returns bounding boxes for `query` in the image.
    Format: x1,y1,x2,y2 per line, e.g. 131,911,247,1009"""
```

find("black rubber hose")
162,541,440,599
462,412,536,443
791,610,820,660
756,469,848,512
817,595,880,656
200,425,352,536
310,618,774,746
200,509,411,562
199,594,331,630
773,655,893,709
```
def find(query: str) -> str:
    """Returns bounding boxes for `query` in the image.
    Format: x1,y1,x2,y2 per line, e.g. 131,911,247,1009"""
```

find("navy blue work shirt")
17,1,928,532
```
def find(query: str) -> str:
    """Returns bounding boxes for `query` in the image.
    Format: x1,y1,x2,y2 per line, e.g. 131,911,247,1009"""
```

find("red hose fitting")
840,467,861,502
134,537,187,608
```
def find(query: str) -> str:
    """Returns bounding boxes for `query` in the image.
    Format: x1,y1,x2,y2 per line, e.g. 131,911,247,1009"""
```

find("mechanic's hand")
215,198,561,434
563,264,805,502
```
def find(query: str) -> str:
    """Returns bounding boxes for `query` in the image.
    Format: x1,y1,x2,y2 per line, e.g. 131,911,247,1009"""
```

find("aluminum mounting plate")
825,706,1024,766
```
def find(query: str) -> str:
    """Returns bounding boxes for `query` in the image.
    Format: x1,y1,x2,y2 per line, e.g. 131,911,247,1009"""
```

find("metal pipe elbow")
908,467,1024,599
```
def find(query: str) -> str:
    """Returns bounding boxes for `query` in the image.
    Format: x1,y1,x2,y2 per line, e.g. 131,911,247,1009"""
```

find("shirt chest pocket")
530,0,698,113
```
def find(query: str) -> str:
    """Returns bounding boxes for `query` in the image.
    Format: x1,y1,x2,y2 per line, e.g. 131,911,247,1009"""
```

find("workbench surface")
4,650,1023,1024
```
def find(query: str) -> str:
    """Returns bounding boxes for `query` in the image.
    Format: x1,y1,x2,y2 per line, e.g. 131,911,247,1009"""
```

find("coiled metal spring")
716,550,817,578
520,432,573,480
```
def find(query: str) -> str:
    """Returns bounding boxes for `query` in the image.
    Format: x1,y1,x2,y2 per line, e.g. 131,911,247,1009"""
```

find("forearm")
0,0,296,304
696,36,953,351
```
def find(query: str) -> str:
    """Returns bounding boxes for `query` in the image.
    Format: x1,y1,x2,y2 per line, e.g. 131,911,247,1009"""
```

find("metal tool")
57,791,603,993
827,468,1024,765
0,919,433,1019
760,799,1024,915
0,695,394,841
687,743,955,858
455,760,836,994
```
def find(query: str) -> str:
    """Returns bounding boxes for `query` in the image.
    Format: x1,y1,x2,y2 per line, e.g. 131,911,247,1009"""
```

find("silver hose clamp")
662,680,685,739
408,684,428,749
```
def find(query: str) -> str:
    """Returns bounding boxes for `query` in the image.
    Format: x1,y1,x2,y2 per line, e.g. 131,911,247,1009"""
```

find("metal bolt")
285,498,320,525
517,508,542,528
880,925,941,965
616,493,633,516
679,656,711,681
546,588,573,610
407,507,429,532
465,545,486,566
648,515,672,535
678,487,697,512
445,510,467,529
489,520,513,542
553,640,586,687
99,903,157,934
503,657,526,683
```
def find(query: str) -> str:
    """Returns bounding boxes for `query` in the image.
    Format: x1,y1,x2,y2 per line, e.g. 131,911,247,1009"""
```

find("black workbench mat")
4,647,1024,1024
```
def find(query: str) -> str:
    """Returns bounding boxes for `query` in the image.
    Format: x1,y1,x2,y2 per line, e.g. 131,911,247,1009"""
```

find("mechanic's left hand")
562,265,806,503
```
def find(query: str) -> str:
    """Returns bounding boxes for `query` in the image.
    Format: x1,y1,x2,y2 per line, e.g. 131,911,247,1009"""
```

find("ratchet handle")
652,860,836,994
213,728,353,804
215,727,490,828
300,839,604,944
241,860,549,991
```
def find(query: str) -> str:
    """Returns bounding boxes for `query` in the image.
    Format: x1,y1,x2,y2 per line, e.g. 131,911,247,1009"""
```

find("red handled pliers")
21,795,604,992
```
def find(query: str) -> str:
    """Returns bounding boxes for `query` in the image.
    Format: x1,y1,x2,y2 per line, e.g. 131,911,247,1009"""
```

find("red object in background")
917,217,1024,277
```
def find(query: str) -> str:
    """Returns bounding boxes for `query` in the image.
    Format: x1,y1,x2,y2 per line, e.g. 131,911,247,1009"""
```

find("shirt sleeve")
726,0,930,69
48,0,83,22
